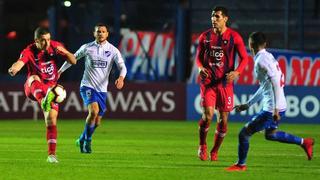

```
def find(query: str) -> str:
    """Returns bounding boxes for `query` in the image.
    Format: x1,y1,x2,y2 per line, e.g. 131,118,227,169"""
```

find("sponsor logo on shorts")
86,89,92,99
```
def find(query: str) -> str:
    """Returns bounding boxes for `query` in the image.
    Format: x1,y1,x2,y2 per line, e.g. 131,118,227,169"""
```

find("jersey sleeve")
19,48,33,63
58,43,87,74
234,33,248,74
74,44,87,60
270,75,282,110
258,55,282,110
113,47,127,78
247,82,265,106
52,41,68,57
195,33,205,68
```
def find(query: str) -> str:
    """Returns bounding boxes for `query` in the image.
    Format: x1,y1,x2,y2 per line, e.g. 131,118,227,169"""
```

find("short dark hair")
249,31,267,47
212,6,229,17
94,23,108,31
34,27,50,39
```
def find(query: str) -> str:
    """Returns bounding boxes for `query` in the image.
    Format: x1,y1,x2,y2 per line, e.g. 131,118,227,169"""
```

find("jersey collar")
254,48,266,60
94,40,108,47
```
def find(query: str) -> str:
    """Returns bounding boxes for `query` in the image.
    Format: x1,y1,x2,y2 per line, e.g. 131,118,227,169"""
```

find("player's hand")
8,61,24,76
56,46,69,54
199,68,209,79
226,71,240,83
233,104,249,112
273,109,281,121
8,67,16,76
115,76,125,89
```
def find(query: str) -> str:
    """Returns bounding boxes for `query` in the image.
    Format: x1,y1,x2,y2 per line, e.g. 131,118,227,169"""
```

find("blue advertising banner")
187,84,320,124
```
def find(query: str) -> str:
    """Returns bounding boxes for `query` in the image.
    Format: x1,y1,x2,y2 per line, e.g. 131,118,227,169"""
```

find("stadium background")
0,0,319,123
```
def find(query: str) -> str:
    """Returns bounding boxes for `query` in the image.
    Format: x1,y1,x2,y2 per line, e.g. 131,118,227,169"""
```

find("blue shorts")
80,86,107,116
245,110,286,133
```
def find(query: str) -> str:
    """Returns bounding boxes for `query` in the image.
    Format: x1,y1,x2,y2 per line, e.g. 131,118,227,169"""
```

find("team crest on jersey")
223,40,228,45
104,51,111,57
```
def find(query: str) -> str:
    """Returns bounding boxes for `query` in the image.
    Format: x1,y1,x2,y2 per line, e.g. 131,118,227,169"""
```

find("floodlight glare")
63,1,71,7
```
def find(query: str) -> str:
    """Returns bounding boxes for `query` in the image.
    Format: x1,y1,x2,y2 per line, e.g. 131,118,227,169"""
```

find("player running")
59,23,127,153
226,31,315,171
196,6,248,161
8,27,76,163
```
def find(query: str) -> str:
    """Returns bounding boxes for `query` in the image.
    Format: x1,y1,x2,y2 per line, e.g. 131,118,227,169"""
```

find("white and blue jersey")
75,41,127,93
237,50,303,166
245,49,287,130
247,49,287,113
59,40,127,116
75,41,126,115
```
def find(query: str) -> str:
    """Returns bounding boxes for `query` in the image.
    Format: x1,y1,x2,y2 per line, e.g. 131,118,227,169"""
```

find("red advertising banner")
119,30,320,86
0,83,186,120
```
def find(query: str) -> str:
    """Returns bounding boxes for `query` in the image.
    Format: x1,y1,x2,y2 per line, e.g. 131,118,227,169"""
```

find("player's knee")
202,112,213,122
45,116,57,126
27,75,41,87
88,110,99,119
199,118,208,126
265,132,276,141
216,123,227,137
199,119,210,132
239,127,251,141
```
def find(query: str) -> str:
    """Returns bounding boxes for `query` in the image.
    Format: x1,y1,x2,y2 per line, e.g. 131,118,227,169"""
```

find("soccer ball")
52,84,67,103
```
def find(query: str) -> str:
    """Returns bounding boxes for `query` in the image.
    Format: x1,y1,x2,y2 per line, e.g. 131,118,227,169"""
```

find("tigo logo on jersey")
40,63,54,75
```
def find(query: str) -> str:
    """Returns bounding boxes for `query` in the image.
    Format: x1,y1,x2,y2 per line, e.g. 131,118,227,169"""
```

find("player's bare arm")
115,76,125,89
8,60,25,76
56,46,77,65
226,70,240,83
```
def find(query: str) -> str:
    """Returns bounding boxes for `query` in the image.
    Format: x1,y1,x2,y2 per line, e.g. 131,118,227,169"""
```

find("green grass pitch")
0,120,319,180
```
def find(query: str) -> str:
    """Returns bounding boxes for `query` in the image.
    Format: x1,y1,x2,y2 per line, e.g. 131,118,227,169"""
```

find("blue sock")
86,124,96,142
265,131,302,145
238,127,251,165
79,124,96,142
79,124,87,142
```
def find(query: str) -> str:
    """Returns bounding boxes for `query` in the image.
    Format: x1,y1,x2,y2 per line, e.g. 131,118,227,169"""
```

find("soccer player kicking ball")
8,27,76,163
226,32,314,171
196,6,248,161
59,23,127,153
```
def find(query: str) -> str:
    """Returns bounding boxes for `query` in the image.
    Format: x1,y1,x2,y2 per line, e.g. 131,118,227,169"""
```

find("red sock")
46,125,57,155
211,122,227,153
30,80,45,104
199,119,210,145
